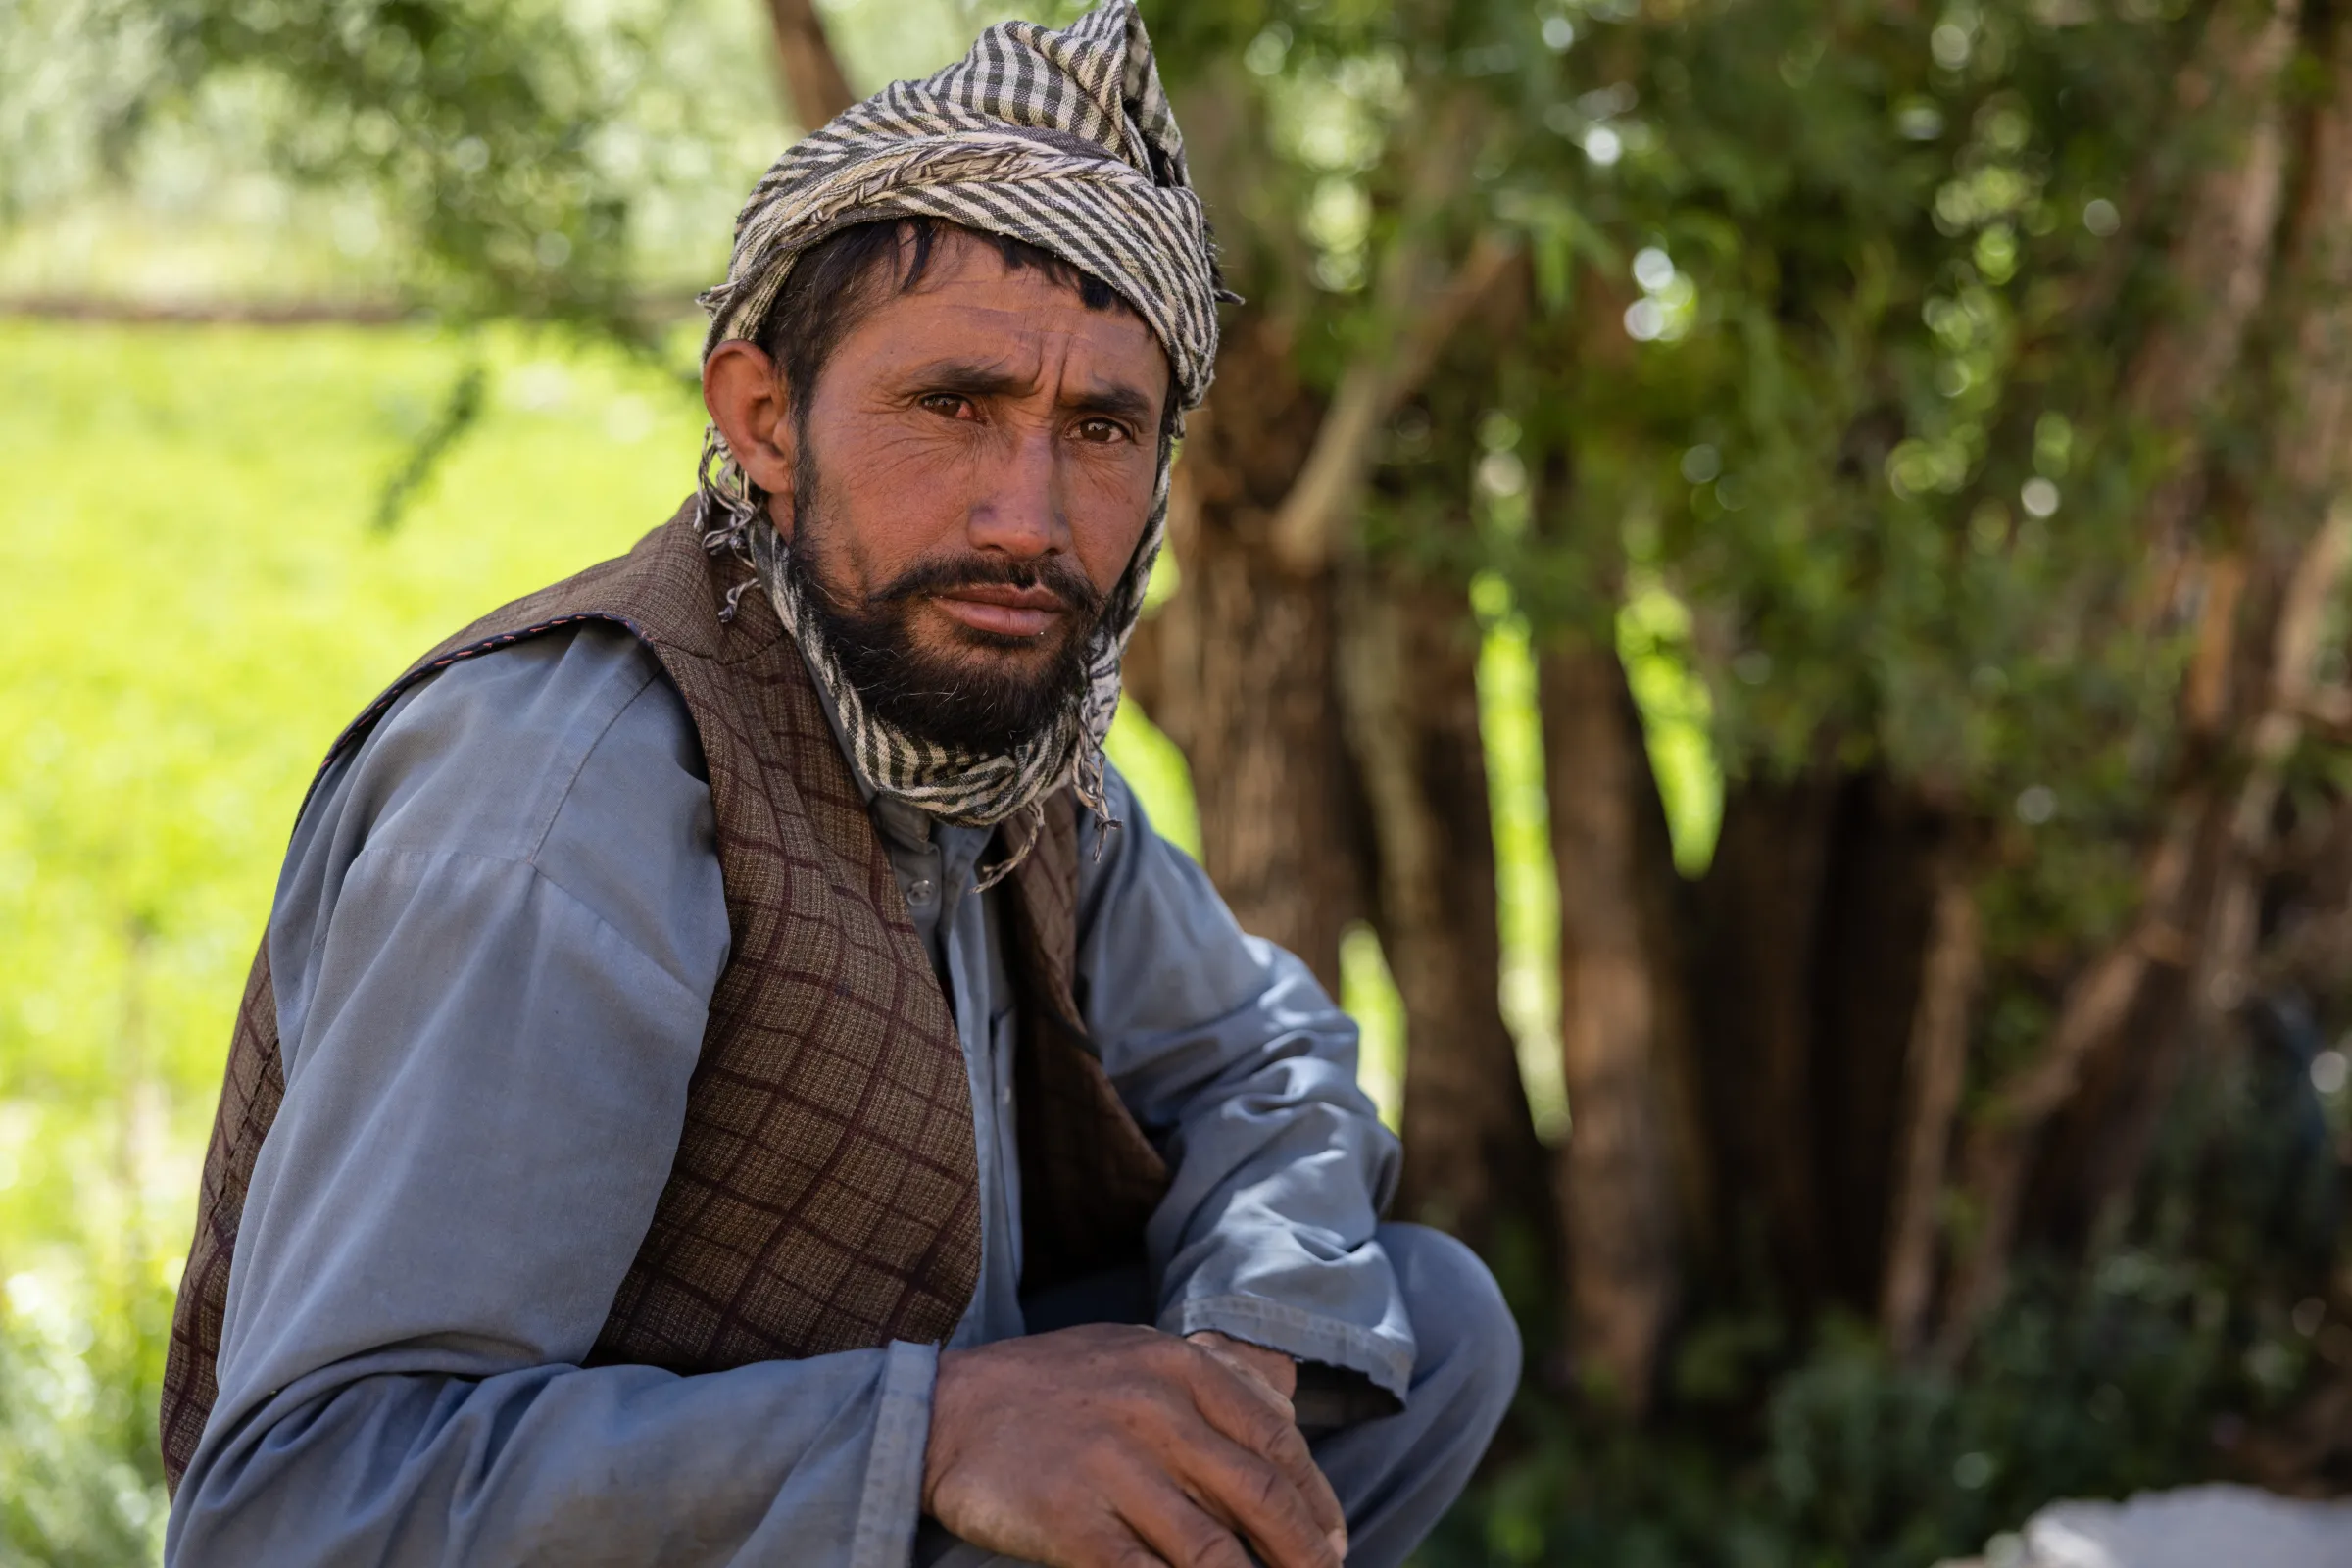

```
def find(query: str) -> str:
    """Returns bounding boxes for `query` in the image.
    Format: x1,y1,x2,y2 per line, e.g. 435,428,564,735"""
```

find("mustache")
864,554,1106,619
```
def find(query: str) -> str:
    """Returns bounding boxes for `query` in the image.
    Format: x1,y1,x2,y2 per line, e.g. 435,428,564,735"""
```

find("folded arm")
1075,770,1415,1404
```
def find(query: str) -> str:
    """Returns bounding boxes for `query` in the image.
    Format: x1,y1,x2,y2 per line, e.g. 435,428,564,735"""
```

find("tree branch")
764,0,857,128
2197,16,2352,1002
1879,869,1981,1359
1265,230,1518,577
1938,3,2351,1358
2124,0,2303,549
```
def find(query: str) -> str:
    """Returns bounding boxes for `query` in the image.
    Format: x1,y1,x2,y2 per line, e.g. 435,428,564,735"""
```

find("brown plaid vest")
159,501,1172,1490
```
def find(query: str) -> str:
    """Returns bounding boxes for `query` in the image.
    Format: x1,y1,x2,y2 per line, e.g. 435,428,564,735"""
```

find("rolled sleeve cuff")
850,1340,939,1568
1160,1294,1414,1400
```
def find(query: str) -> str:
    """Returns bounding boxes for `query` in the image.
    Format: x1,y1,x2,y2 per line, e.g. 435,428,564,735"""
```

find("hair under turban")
694,0,1227,860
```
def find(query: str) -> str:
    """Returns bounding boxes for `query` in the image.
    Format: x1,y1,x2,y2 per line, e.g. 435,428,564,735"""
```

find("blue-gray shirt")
167,623,1408,1567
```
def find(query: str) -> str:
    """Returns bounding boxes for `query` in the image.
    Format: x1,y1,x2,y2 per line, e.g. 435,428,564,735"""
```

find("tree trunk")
2124,0,2303,561
1936,0,2316,1352
1338,570,1549,1258
1688,775,1838,1303
1808,780,1968,1314
1880,864,1982,1357
1541,638,1702,1410
762,0,857,126
1943,1,2352,1351
1685,772,1967,1319
1123,320,1372,992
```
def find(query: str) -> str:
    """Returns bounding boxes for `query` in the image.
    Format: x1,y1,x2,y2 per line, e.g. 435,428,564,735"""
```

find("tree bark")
2125,0,2303,555
1123,321,1372,991
1680,772,1970,1320
1541,639,1700,1410
1689,775,1839,1302
2094,0,2352,1200
1943,1,2349,1350
762,0,857,127
2206,2,2352,1004
1808,780,1968,1313
1338,570,1548,1256
1880,869,1981,1357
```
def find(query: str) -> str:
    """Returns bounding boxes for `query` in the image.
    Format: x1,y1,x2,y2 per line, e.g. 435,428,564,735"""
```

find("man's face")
710,229,1171,754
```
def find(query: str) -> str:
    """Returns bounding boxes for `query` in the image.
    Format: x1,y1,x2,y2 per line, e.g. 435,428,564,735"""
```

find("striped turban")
694,0,1227,855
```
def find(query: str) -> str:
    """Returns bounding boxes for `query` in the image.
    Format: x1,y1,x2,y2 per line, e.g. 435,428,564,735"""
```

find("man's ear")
703,341,798,526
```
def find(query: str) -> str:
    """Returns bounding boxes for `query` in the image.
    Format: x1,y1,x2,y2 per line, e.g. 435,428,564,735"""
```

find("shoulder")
270,621,726,1042
325,620,703,867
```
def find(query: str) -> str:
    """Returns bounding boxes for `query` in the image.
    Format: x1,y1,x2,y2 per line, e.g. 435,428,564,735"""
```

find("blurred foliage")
1138,0,2352,1558
1423,1042,2347,1567
1138,0,2212,884
0,0,1061,313
1432,1254,2281,1568
117,0,659,331
11,0,689,326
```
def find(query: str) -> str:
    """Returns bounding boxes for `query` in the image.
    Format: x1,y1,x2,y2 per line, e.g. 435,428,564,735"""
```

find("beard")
782,452,1108,757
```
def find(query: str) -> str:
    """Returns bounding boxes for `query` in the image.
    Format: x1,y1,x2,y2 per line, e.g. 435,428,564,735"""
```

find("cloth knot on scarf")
694,0,1228,858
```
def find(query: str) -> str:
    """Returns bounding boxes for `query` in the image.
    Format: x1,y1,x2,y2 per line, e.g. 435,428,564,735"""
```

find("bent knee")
1377,1221,1522,1408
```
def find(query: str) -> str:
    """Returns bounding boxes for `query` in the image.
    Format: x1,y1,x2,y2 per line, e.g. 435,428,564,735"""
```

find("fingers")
1177,1347,1348,1561
1158,1420,1341,1568
922,1325,1348,1568
1075,1522,1174,1568
1115,1472,1260,1568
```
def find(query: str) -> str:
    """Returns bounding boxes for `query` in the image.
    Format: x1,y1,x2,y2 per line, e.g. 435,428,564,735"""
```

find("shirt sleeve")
167,625,935,1568
1074,766,1415,1401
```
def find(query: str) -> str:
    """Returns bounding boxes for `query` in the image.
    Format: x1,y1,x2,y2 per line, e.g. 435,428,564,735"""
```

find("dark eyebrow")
1066,381,1157,425
906,358,1158,425
905,358,1030,401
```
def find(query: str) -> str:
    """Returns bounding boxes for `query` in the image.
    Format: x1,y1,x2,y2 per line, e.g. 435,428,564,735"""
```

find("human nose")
965,421,1069,560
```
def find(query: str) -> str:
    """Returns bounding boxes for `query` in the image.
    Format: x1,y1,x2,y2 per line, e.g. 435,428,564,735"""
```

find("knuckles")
930,1323,1334,1568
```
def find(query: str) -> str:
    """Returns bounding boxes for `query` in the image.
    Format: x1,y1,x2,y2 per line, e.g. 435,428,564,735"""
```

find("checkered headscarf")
695,0,1226,851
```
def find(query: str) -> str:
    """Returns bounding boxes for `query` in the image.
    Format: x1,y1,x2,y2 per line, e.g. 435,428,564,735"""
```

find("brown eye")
1074,416,1127,444
921,392,976,418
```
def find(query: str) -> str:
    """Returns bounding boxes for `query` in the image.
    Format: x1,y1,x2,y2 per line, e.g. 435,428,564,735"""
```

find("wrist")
921,1347,972,1517
1186,1330,1300,1402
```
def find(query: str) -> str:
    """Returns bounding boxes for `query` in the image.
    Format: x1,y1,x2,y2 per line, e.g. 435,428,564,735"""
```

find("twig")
372,360,487,533
1880,871,1981,1358
764,0,857,126
1265,230,1517,576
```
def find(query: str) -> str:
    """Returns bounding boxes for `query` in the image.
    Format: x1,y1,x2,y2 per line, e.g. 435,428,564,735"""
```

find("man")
160,5,1517,1565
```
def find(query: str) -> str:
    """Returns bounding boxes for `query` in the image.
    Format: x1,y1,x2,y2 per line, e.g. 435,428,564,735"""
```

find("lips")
934,583,1070,639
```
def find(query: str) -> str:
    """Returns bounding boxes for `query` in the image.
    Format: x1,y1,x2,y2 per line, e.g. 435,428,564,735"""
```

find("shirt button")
906,876,937,907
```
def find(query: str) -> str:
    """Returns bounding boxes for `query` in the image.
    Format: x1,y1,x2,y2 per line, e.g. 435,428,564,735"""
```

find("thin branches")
763,0,858,127
1266,232,1517,576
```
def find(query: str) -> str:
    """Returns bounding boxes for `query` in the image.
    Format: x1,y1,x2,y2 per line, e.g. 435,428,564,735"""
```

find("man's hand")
1183,1330,1299,1404
923,1323,1346,1568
